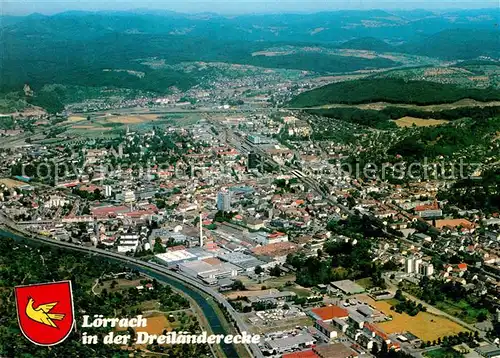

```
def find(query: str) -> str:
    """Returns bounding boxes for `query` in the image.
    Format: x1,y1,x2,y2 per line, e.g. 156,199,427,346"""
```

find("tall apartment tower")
199,209,203,248
405,257,414,274
217,190,231,212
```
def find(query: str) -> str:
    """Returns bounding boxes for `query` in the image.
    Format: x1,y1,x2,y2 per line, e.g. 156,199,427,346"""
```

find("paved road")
0,213,262,358
212,119,354,217
217,119,492,341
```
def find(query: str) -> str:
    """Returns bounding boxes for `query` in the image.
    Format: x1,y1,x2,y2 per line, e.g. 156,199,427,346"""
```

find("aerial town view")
0,1,499,357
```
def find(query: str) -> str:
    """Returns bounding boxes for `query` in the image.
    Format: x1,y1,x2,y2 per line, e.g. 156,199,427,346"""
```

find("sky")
2,0,499,16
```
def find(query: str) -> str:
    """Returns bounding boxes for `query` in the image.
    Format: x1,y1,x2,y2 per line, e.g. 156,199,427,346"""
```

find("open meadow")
394,116,449,127
105,114,160,124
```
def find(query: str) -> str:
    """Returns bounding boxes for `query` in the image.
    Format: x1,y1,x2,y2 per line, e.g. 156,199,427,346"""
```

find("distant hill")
288,78,500,107
337,37,393,52
1,9,498,95
1,9,498,43
400,29,500,60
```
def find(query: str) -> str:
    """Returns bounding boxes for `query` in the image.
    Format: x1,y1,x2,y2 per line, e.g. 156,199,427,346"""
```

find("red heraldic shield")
15,280,75,346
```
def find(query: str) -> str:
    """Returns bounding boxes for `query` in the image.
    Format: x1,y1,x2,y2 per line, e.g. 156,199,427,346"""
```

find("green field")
355,277,375,289
285,286,313,297
424,348,463,358
435,299,489,324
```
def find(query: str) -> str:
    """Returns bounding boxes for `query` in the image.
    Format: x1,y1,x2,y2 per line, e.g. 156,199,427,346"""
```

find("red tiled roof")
283,350,319,358
311,305,349,321
202,257,221,265
91,205,129,216
364,323,389,341
252,242,298,256
435,219,475,230
268,231,286,238
415,202,439,211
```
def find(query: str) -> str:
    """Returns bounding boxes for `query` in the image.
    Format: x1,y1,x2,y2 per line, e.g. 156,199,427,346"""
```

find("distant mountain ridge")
1,8,498,43
400,29,500,60
0,9,498,96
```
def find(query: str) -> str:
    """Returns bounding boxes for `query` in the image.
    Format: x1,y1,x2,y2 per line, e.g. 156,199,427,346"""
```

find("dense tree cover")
347,117,500,184
285,226,384,287
399,29,500,60
0,237,204,357
423,332,480,350
269,265,282,277
229,300,252,313
286,253,332,287
0,11,496,113
72,187,104,201
248,53,396,73
337,37,393,52
306,108,397,129
0,11,497,114
292,296,323,306
0,27,397,104
391,290,427,316
438,167,500,213
381,105,500,122
153,237,166,253
456,60,500,69
388,117,500,160
289,79,500,108
402,277,491,322
0,32,221,93
488,321,500,340
2,10,497,56
327,214,390,239
0,115,15,129
306,106,500,130
231,280,245,291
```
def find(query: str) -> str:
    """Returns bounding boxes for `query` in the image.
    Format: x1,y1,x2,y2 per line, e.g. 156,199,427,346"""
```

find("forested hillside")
399,29,500,60
0,236,210,357
0,31,399,94
305,106,500,129
288,79,500,107
0,9,498,110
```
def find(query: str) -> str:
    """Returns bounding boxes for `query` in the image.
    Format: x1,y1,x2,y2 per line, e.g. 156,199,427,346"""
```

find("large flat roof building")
476,344,500,358
218,252,265,272
155,250,197,265
178,260,239,282
264,333,316,354
331,280,365,295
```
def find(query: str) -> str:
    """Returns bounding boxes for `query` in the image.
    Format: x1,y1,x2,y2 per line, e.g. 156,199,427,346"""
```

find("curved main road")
0,214,262,358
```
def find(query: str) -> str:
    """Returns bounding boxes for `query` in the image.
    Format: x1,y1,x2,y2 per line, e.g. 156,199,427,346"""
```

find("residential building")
217,190,231,212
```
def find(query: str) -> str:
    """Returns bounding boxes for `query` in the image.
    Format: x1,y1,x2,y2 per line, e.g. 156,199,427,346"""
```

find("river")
0,228,239,358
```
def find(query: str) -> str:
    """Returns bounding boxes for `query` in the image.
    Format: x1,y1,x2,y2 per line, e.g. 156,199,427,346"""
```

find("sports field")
360,296,467,341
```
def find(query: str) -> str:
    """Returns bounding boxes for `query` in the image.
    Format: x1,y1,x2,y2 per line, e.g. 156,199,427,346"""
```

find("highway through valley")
0,213,262,358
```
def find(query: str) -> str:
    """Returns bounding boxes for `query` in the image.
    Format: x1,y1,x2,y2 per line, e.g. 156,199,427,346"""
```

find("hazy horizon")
2,0,499,16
